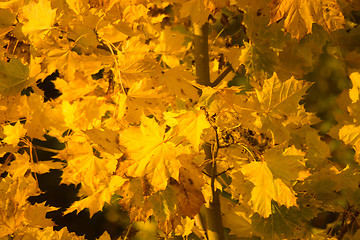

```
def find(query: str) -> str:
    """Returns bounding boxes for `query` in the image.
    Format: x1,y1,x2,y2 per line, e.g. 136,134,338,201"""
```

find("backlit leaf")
120,115,182,191
21,0,57,42
2,121,26,146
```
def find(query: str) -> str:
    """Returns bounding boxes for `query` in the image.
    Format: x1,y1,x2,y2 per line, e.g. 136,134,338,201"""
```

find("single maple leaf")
45,41,82,82
255,73,311,115
0,58,30,96
174,109,211,152
64,176,126,217
120,115,182,191
305,128,331,168
24,203,58,228
269,0,345,40
160,67,200,102
241,161,297,218
2,121,26,146
21,0,57,43
123,4,149,23
254,73,312,143
61,96,109,131
265,146,305,185
171,155,205,217
221,197,252,237
65,0,89,15
339,124,360,156
175,217,195,238
180,0,209,26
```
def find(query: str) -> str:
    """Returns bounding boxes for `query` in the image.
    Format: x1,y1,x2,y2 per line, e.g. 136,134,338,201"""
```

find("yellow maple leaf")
64,175,126,217
175,109,211,152
160,67,200,102
154,28,186,68
123,4,149,23
349,72,360,103
57,132,118,190
2,121,27,146
7,153,30,178
23,94,67,140
175,217,195,238
120,115,182,191
269,0,345,40
339,124,360,156
97,20,130,43
62,96,108,131
24,203,58,227
54,77,96,102
256,73,311,115
273,179,297,208
241,161,297,218
45,40,82,82
265,146,305,185
180,0,209,26
65,0,89,15
21,0,57,42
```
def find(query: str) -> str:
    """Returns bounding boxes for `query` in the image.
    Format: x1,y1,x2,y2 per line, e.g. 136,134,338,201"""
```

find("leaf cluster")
0,0,360,239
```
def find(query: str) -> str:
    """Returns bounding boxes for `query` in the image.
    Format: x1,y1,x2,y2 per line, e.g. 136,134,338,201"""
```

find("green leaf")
252,203,307,239
265,146,305,185
0,59,30,96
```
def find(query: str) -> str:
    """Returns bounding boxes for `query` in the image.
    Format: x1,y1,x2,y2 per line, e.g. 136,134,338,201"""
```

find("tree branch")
193,23,211,86
211,65,233,87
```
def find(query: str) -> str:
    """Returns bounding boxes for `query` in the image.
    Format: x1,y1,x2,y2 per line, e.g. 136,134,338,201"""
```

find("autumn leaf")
24,203,58,227
6,152,30,178
256,73,311,115
97,20,131,43
123,4,149,23
254,73,311,143
221,196,252,237
120,115,182,191
265,146,305,184
57,132,118,191
339,124,360,156
241,161,297,218
64,175,127,217
160,67,200,102
174,109,211,152
61,96,109,130
171,156,205,217
31,160,65,174
349,72,360,103
21,0,57,42
180,0,209,25
305,128,331,168
175,217,195,238
269,0,345,40
85,128,122,156
2,121,27,146
65,0,89,15
0,59,30,96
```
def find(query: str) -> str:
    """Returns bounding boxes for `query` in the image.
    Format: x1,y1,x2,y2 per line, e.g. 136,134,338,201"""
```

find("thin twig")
211,65,233,87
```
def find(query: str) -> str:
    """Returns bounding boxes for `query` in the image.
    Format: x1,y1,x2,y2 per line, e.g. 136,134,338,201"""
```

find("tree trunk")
193,23,225,240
